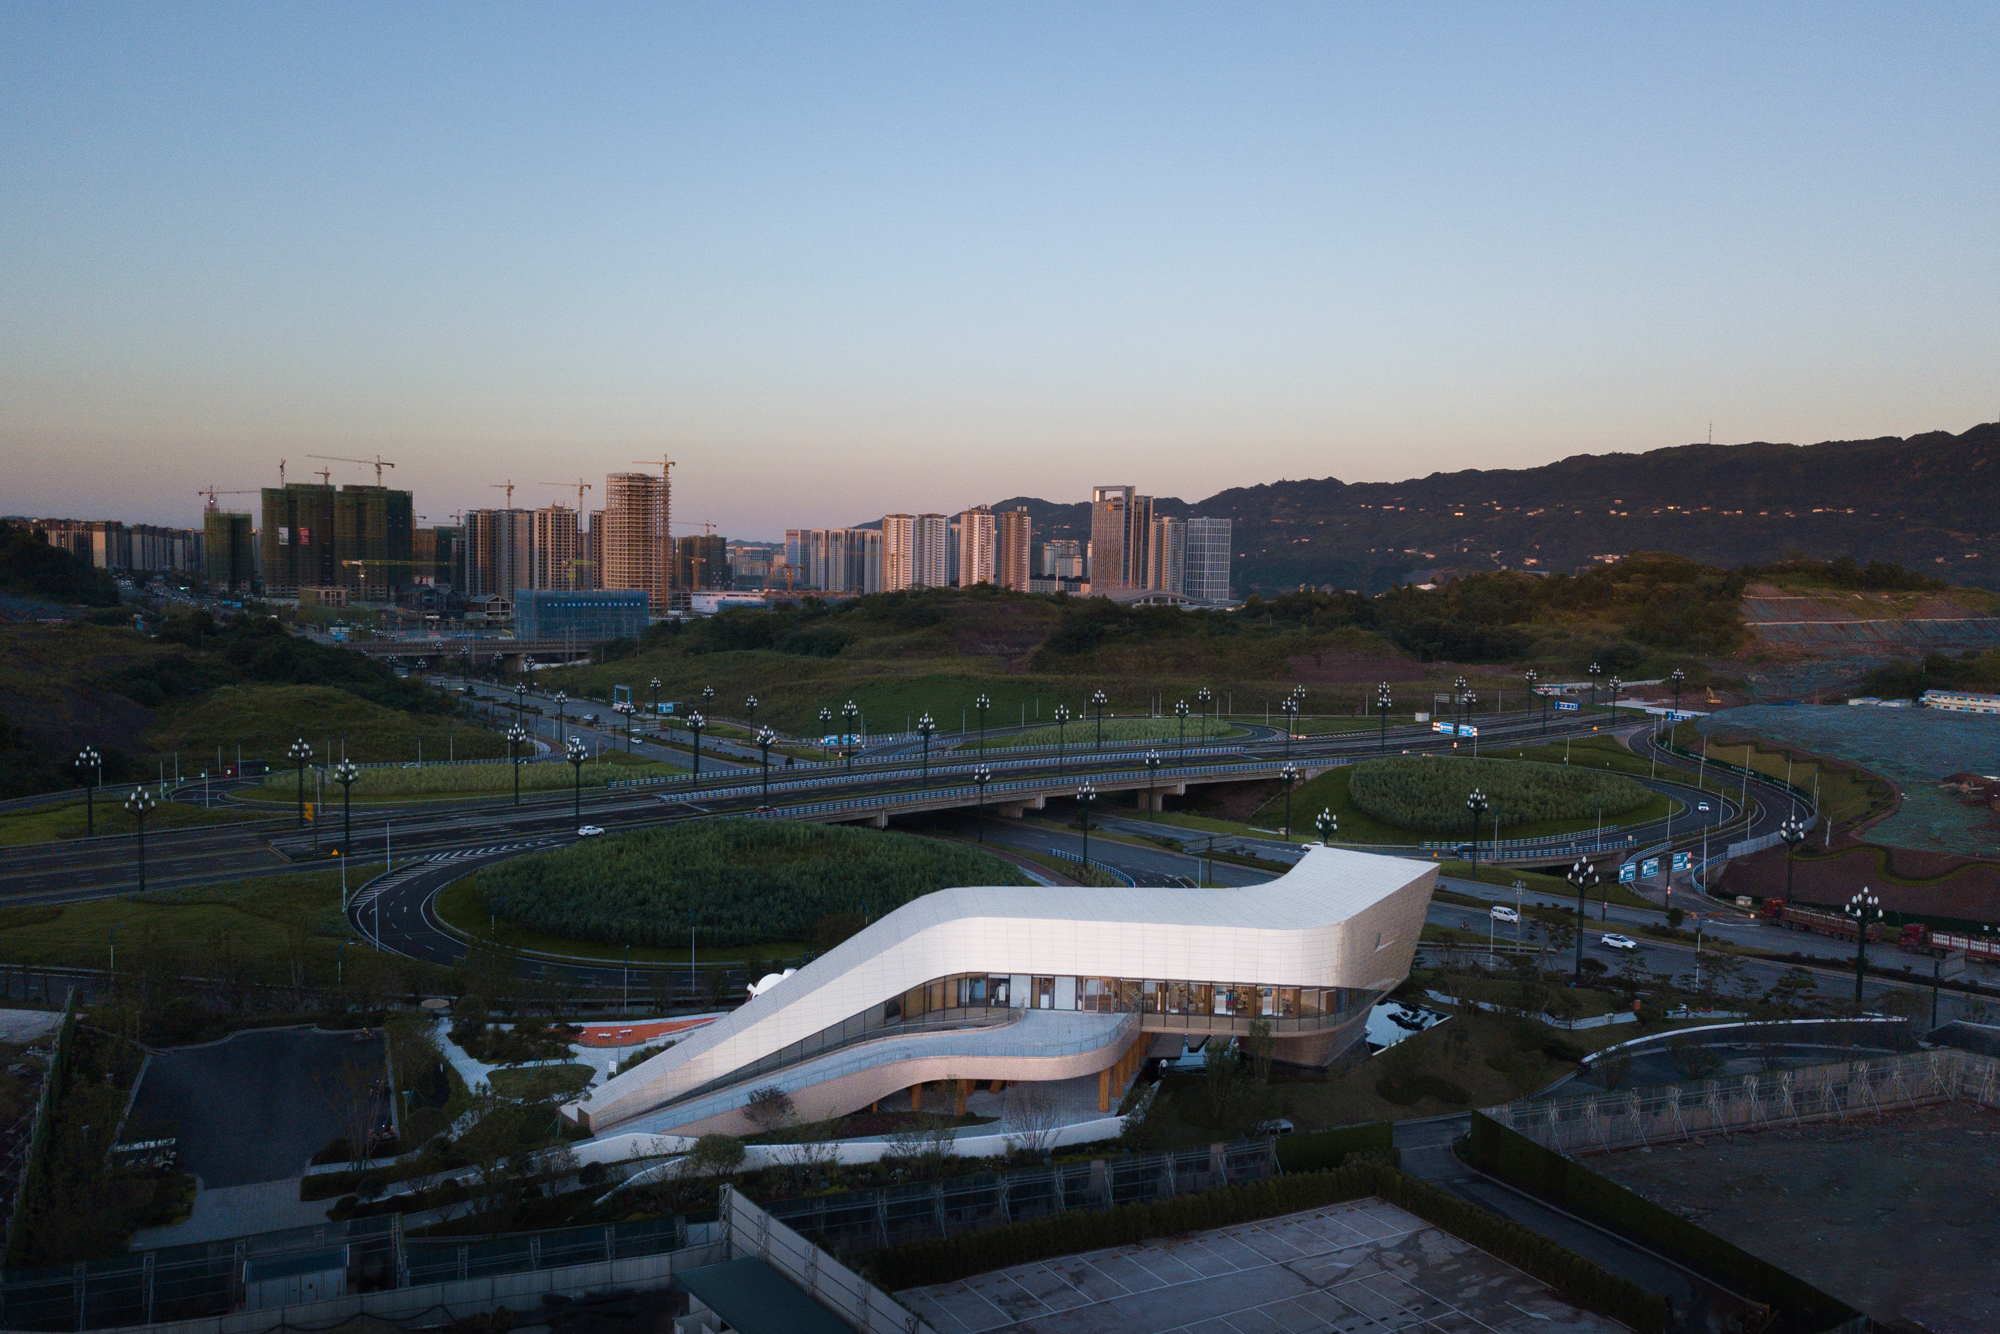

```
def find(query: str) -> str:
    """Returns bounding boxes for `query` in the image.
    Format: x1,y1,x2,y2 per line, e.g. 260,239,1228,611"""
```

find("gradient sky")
4,2,1996,540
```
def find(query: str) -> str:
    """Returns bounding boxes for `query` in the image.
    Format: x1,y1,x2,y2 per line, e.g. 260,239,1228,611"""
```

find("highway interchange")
4,673,1991,1021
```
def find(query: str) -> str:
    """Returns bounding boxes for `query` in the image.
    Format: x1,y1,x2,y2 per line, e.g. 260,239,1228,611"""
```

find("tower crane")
196,487,256,511
541,479,593,512
307,453,397,486
490,481,518,508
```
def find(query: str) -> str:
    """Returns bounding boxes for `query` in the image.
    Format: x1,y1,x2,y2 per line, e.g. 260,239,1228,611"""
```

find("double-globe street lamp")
1376,682,1393,755
1525,668,1544,736
1053,705,1071,775
1145,751,1162,818
1279,696,1300,759
1780,815,1810,901
973,694,991,751
1587,661,1603,709
756,727,778,802
1315,808,1337,844
1844,888,1882,1007
333,758,359,859
1090,689,1109,751
553,690,568,744
916,713,937,786
972,765,992,840
1568,856,1601,981
124,787,157,892
1465,788,1489,876
566,736,590,833
288,738,313,827
505,724,528,805
1175,699,1190,760
1607,676,1623,722
1279,763,1300,839
1196,686,1214,736
686,712,707,786
841,701,860,771
74,745,101,836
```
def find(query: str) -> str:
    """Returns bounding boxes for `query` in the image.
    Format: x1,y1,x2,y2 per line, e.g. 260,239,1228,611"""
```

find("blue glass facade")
514,589,648,641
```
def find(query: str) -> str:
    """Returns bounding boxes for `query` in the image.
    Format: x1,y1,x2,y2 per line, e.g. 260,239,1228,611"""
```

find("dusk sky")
5,3,1996,540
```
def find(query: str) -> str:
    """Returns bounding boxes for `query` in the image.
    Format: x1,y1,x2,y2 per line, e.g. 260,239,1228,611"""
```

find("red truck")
1758,899,1885,944
1761,900,2000,961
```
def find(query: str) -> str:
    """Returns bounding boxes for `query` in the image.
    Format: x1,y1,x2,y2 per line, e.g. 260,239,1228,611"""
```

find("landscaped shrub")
868,1157,1668,1332
479,819,1030,947
1273,1122,1394,1172
1375,1073,1471,1106
1347,757,1649,835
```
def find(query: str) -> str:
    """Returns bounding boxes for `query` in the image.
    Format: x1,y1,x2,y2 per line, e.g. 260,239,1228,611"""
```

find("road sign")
1555,700,1580,712
1618,862,1637,883
1672,851,1690,871
1641,857,1660,878
303,802,315,823
1939,951,1968,981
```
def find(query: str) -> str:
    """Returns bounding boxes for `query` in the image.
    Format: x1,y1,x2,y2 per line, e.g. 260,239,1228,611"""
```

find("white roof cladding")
572,844,1433,1133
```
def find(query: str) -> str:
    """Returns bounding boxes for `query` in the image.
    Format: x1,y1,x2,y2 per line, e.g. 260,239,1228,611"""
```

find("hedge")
1348,756,1649,835
1273,1121,1394,1173
1465,1112,1860,1331
870,1157,1668,1332
479,818,1030,946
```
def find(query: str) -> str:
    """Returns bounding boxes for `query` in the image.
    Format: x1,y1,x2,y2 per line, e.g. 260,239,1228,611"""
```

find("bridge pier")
995,795,1045,819
869,811,889,829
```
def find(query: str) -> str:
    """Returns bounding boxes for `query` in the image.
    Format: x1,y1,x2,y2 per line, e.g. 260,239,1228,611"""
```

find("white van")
1489,905,1521,924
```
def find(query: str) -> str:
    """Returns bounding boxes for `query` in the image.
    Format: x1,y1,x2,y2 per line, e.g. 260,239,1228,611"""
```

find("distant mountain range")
989,422,1998,594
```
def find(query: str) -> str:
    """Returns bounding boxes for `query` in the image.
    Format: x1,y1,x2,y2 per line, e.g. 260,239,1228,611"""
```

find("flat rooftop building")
566,845,1433,1138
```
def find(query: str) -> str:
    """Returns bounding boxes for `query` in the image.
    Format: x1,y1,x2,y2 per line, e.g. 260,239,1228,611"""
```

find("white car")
1600,933,1639,951
576,825,606,837
1489,905,1521,924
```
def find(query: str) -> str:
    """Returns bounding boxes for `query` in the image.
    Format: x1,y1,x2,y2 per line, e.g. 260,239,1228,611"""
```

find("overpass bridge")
343,638,599,668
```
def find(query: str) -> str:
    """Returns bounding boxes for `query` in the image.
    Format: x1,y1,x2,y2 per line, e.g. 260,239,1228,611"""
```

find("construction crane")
196,486,255,511
490,481,518,507
307,453,397,486
632,456,676,485
541,479,593,511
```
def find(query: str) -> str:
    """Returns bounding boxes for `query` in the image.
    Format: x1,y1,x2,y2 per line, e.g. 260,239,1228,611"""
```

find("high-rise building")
462,509,534,598
880,514,915,591
781,528,881,593
957,507,996,587
1147,515,1187,595
1041,538,1084,579
1089,486,1151,591
601,472,670,612
579,510,603,590
912,513,950,588
414,525,460,587
532,506,581,590
204,510,254,592
1183,517,1234,605
677,534,730,591
331,485,415,600
997,508,1033,592
260,484,337,595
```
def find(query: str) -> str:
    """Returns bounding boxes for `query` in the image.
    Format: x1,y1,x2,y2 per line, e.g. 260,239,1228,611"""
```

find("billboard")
1555,700,1580,712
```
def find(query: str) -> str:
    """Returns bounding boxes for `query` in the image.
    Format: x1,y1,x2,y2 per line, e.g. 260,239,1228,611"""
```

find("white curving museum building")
563,844,1434,1139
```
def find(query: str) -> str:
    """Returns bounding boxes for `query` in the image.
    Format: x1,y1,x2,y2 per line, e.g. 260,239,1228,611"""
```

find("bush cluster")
869,1157,1667,1332
1346,757,1649,835
1375,1072,1471,1106
480,818,1030,947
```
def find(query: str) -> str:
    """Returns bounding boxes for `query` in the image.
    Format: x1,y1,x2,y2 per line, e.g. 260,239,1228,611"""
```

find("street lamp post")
334,758,359,858
1607,676,1622,722
818,707,833,757
916,714,937,786
505,724,527,805
1587,661,1602,709
650,676,662,718
1376,682,1392,755
1568,856,1600,981
756,726,777,801
1315,809,1337,844
74,746,101,836
1279,763,1299,839
1667,668,1686,739
1465,788,1489,876
1462,690,1478,754
1780,815,1808,901
1279,696,1299,759
973,764,992,840
1197,686,1214,738
841,701,860,771
1175,699,1190,761
124,788,157,892
1077,783,1097,873
1091,689,1108,752
1524,669,1541,736
566,737,588,832
686,712,706,786
1053,704,1071,775
553,690,568,743
1844,888,1882,1007
700,685,714,712
744,695,759,730
1145,751,1162,818
973,693,991,751
289,738,313,826
513,680,527,726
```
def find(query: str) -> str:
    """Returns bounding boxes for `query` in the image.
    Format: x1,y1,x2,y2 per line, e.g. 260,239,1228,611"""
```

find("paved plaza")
900,1197,1625,1334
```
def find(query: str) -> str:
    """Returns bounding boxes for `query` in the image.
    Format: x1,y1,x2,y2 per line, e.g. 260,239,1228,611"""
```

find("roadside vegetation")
245,748,664,802
1346,757,1650,835
478,818,1030,949
0,796,268,845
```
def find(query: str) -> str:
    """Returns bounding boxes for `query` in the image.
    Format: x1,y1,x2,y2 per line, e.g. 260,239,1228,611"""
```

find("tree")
687,1133,745,1178
1666,1034,1724,1082
1202,1039,1244,1125
1764,967,1820,1017
743,1085,796,1137
1593,1048,1634,1091
1245,1016,1274,1084
1003,1085,1064,1161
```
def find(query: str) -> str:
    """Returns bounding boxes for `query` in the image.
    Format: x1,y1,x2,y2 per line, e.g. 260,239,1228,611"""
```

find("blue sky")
4,2,1996,538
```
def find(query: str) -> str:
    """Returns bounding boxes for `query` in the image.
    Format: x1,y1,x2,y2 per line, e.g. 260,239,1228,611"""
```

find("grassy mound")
150,683,508,766
1347,756,1649,835
478,819,1031,947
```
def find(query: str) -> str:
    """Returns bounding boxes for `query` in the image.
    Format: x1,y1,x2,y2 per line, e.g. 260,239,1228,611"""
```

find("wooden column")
955,1079,969,1116
911,1083,923,1112
989,1078,1006,1093
1099,1065,1112,1113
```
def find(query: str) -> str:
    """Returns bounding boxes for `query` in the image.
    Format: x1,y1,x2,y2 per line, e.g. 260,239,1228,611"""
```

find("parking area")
126,1027,386,1187
900,1197,1624,1333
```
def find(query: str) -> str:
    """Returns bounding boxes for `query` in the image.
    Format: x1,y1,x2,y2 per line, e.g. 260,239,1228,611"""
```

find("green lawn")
963,717,1243,751
434,875,808,965
0,799,270,846
150,683,509,767
245,750,670,802
486,1064,595,1101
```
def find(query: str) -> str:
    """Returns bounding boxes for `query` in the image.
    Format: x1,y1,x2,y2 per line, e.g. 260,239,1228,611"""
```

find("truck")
1758,898,1885,944
1895,923,2000,963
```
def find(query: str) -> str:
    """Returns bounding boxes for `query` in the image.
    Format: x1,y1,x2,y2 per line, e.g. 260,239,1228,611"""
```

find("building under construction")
260,483,413,600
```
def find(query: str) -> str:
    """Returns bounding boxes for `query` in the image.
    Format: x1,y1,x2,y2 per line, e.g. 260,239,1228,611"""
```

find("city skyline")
5,5,1995,536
